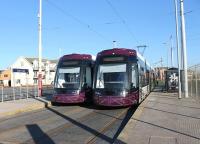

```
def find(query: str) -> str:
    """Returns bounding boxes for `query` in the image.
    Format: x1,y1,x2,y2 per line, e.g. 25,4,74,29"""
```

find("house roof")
24,57,58,64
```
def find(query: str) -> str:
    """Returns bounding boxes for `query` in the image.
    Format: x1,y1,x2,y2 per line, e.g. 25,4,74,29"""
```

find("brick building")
0,69,11,86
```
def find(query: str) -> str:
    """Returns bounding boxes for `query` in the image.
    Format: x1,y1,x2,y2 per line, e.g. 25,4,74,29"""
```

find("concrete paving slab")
149,136,177,144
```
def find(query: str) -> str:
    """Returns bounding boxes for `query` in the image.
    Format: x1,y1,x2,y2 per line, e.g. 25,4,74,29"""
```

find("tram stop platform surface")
0,97,51,119
117,87,200,144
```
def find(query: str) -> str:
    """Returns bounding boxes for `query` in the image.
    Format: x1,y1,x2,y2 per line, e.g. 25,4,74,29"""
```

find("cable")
45,0,111,44
105,0,139,44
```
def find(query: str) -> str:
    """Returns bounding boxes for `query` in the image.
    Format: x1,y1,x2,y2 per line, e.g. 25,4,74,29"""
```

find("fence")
188,64,200,99
0,85,53,102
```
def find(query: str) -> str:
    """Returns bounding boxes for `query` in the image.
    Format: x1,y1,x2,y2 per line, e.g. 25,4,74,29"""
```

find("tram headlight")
76,90,80,94
120,91,128,97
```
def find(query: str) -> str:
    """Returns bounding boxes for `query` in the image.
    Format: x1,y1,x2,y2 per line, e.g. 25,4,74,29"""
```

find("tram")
51,54,93,105
93,48,154,107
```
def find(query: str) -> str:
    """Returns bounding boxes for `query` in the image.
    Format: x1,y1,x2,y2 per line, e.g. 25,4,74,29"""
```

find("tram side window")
84,67,92,87
140,66,145,87
131,64,138,89
146,70,150,85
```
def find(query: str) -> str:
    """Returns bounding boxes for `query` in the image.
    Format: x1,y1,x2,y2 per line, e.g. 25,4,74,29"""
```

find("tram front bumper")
52,93,85,104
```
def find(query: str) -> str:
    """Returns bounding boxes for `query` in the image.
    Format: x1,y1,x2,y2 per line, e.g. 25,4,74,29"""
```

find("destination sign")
103,57,124,62
61,61,79,66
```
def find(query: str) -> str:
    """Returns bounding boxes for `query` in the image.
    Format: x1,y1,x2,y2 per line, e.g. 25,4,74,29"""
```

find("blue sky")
0,0,199,69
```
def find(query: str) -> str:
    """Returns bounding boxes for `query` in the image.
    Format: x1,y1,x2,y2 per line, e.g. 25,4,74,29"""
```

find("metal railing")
188,64,200,99
0,85,53,103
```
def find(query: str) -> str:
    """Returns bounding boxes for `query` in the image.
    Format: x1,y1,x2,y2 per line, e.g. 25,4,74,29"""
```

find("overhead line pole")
38,0,42,96
180,0,188,98
174,0,182,99
170,35,174,67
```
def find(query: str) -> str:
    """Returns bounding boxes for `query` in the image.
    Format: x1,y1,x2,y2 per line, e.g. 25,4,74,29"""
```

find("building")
0,69,11,86
154,67,168,81
10,56,58,87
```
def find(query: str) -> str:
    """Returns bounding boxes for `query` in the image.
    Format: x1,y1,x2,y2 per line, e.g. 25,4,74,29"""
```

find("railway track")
0,105,132,144
24,108,105,144
85,108,128,144
0,106,85,135
25,107,129,144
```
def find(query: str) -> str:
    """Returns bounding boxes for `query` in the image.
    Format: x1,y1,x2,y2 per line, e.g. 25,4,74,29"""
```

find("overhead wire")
44,0,111,44
105,0,139,45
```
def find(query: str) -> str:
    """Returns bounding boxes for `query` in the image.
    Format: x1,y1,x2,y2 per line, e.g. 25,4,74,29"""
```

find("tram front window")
96,63,128,90
55,67,80,90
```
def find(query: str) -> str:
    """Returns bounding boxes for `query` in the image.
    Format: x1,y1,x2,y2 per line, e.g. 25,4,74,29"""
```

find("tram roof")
136,51,151,68
97,48,152,68
97,48,136,57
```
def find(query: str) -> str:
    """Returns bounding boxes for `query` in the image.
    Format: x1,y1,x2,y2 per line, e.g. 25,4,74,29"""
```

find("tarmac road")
0,104,137,144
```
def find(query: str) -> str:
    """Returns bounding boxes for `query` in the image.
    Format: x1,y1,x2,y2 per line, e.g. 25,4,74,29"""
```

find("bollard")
1,87,3,103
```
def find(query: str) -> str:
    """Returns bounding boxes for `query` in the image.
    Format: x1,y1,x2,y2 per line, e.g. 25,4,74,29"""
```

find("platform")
117,86,200,144
0,97,51,119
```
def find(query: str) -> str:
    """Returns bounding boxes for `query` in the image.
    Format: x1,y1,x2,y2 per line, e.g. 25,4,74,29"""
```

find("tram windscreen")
96,64,127,89
54,67,80,89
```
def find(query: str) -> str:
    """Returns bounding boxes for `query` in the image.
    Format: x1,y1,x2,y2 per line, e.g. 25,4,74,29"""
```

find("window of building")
4,74,8,77
34,72,37,77
34,79,37,84
16,79,21,84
